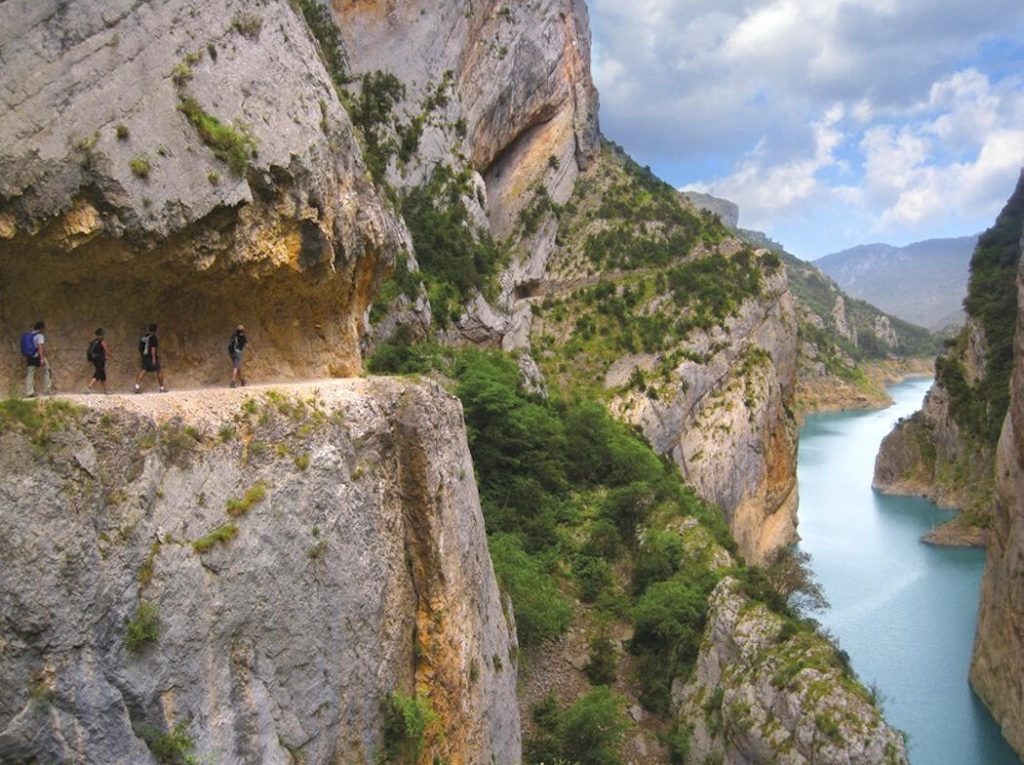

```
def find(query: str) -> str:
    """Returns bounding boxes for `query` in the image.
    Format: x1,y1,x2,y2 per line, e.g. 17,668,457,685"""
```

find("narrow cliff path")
54,378,386,424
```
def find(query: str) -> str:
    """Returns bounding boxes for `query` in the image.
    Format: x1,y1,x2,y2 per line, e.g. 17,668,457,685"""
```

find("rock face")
0,381,519,764
971,236,1024,757
675,579,909,765
616,269,799,565
0,0,408,389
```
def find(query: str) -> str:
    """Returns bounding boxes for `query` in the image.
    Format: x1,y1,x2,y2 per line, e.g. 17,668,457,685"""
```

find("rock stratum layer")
971,233,1024,756
0,381,519,764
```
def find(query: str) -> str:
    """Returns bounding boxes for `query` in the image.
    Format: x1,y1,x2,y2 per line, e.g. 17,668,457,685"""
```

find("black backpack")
87,338,103,362
228,332,246,354
139,334,151,357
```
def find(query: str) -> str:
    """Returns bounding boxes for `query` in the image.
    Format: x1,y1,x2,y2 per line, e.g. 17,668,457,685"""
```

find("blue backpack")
20,331,37,358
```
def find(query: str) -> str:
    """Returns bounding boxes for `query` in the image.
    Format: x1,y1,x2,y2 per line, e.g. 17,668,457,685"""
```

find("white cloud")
589,0,1024,255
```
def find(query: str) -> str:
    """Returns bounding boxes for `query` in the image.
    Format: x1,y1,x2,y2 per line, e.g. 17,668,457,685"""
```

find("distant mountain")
814,236,977,331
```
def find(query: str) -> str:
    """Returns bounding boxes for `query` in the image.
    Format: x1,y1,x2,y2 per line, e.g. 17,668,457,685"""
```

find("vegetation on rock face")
177,97,257,175
938,177,1024,445
125,601,161,653
381,691,437,764
399,165,507,325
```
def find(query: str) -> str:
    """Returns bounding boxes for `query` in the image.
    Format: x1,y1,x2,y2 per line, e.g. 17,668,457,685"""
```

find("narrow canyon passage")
796,378,1022,765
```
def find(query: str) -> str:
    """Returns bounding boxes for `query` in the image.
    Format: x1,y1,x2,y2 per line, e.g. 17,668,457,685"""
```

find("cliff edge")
0,380,519,764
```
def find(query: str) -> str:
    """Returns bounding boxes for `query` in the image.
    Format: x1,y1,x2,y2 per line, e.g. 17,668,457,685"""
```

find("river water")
796,377,1022,764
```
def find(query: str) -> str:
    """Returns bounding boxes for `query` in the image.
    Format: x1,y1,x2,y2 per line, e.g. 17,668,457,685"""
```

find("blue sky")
588,1,1024,260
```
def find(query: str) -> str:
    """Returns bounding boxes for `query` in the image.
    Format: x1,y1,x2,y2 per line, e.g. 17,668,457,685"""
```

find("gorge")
0,0,1021,763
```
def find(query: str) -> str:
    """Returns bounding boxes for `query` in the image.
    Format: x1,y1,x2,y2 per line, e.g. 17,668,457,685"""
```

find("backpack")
87,338,102,362
139,334,151,357
20,331,37,358
228,332,245,355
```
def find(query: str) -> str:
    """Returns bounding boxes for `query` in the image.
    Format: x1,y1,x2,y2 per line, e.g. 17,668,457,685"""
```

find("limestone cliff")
675,579,909,765
0,0,410,390
613,268,799,566
970,227,1024,756
873,171,1024,545
522,145,798,566
0,381,520,764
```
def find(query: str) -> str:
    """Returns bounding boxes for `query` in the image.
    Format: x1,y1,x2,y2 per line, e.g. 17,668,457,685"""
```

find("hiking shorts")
142,357,160,372
92,360,107,381
230,350,243,370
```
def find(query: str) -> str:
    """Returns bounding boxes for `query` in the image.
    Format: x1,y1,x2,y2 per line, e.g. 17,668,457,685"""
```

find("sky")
587,0,1024,260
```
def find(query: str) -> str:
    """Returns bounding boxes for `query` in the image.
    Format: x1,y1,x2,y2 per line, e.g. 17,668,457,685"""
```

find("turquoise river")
797,377,1022,764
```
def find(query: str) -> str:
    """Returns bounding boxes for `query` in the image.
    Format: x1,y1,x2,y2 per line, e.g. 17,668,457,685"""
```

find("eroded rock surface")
0,380,519,764
675,580,909,765
0,0,407,389
971,239,1024,758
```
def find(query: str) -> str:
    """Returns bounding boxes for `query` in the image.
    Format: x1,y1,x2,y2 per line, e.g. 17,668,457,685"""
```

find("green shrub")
125,602,160,653
226,481,267,517
488,533,571,646
558,688,634,765
129,154,151,178
138,720,195,764
584,636,617,685
192,523,239,553
292,0,349,88
631,576,715,711
178,97,257,175
231,10,262,37
381,691,435,763
632,530,685,594
573,554,614,603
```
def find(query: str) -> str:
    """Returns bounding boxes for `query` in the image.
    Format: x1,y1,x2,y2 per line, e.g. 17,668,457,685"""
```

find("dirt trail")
55,378,382,425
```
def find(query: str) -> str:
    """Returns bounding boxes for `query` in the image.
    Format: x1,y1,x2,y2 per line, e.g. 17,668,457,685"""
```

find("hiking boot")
229,381,237,389
159,386,168,393
134,384,141,394
25,392,37,398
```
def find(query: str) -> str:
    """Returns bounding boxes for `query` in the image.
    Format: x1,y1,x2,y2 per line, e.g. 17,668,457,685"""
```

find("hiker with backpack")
21,321,52,397
134,323,167,393
85,328,114,394
228,324,250,388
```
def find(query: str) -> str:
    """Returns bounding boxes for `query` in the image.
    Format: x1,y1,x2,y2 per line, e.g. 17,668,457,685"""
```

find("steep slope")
873,171,1024,546
0,0,407,388
816,236,977,331
0,382,519,764
683,193,939,412
971,247,1024,757
519,144,799,567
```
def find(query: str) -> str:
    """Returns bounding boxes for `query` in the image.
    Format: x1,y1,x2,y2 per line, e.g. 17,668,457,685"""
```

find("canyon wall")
0,0,408,390
970,232,1024,758
0,381,520,764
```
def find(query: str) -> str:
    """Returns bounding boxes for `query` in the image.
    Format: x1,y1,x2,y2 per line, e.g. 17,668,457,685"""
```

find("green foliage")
584,636,617,685
401,166,506,325
125,602,160,653
129,154,151,178
292,0,349,88
349,70,405,183
489,533,571,645
381,691,436,764
115,124,129,139
573,554,615,603
525,688,634,765
631,573,717,711
178,97,257,175
192,523,239,553
939,179,1024,444
226,481,267,517
138,720,195,764
0,398,83,449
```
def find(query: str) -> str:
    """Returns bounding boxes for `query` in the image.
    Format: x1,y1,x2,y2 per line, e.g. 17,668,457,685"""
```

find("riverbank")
797,377,1022,765
796,356,934,416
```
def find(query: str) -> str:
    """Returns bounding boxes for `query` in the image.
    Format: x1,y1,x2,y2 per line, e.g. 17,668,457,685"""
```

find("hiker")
228,324,250,388
21,320,51,397
134,323,167,393
86,328,115,394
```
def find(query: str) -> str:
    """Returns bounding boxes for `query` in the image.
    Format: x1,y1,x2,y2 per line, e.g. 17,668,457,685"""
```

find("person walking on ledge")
228,324,250,388
86,328,114,394
134,323,166,393
21,320,51,397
